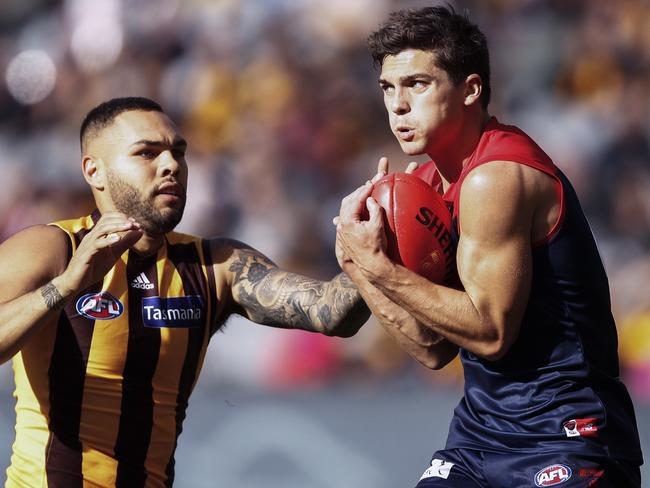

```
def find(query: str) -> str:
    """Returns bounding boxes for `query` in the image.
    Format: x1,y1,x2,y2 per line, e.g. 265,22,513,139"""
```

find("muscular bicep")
0,225,70,303
456,162,535,353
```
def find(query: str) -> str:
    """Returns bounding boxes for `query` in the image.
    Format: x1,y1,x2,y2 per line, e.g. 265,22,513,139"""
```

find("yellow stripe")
142,243,188,486
50,215,95,252
55,215,95,235
79,252,130,487
6,319,58,488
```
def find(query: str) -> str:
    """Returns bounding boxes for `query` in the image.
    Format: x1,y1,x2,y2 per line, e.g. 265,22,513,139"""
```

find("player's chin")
156,193,185,207
155,205,184,230
150,216,182,235
163,205,184,222
399,141,425,156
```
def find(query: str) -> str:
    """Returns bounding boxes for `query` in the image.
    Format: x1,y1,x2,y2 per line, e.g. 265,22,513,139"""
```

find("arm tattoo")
229,249,369,334
41,282,65,311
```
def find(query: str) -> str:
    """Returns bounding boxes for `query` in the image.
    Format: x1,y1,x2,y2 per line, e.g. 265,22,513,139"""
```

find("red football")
371,172,455,284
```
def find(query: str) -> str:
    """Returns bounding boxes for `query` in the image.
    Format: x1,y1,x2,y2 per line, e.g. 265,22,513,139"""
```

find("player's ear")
463,74,482,107
82,155,105,190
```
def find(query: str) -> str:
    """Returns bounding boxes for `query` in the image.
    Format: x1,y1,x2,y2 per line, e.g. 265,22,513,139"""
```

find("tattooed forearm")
40,282,65,311
329,273,366,317
229,250,369,335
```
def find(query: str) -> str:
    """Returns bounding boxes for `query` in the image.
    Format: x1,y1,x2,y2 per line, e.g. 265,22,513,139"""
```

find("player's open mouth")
396,127,415,141
155,183,185,203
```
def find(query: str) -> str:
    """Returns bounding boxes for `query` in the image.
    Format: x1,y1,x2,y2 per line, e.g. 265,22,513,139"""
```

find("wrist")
41,278,69,311
340,261,361,280
359,250,394,284
50,274,75,302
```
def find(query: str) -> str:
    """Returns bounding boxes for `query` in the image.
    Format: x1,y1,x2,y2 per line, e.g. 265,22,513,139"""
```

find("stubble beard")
106,171,185,235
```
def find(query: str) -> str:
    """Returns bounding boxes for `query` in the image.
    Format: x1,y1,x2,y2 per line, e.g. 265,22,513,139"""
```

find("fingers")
366,197,384,225
377,157,389,175
405,161,419,174
109,229,144,256
339,181,374,222
83,214,142,253
372,157,388,183
371,172,384,184
92,215,140,238
375,157,418,177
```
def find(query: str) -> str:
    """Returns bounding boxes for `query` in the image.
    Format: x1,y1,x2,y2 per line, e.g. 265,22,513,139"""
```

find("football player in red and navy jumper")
336,6,642,487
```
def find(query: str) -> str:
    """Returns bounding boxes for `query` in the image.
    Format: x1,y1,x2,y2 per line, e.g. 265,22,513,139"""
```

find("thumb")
366,197,384,224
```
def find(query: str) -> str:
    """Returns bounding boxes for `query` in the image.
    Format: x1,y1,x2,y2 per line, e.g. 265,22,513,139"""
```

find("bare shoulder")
459,161,561,242
459,161,558,240
0,224,70,267
462,161,554,204
0,225,70,301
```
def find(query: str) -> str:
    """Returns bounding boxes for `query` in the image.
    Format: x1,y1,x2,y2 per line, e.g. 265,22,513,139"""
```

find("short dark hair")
80,97,164,151
367,5,491,109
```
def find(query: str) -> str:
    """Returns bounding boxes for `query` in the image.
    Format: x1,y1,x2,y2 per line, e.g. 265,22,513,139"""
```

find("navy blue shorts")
414,448,641,487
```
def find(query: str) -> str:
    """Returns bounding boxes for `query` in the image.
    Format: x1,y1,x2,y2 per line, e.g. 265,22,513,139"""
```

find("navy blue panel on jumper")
446,171,642,464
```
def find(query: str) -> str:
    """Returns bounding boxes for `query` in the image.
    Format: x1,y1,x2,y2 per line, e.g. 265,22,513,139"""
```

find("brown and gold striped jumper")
7,211,218,488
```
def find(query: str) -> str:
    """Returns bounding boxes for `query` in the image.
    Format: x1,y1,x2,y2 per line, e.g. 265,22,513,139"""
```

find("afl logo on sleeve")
76,292,124,320
534,464,572,486
142,296,204,328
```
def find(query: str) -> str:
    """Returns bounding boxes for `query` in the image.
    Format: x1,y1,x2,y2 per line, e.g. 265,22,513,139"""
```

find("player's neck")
431,112,491,191
131,232,165,257
93,201,167,257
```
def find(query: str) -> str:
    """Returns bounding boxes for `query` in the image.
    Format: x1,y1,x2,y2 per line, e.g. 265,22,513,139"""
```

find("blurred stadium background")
1,0,649,486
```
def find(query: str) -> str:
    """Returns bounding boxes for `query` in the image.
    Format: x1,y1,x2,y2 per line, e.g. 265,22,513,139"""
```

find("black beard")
106,172,184,235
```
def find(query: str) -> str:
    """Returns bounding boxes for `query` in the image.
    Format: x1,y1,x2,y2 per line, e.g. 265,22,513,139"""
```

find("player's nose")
390,88,410,115
157,149,181,177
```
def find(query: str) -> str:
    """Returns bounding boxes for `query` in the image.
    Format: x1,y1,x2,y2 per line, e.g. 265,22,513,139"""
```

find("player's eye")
380,84,394,94
136,149,157,159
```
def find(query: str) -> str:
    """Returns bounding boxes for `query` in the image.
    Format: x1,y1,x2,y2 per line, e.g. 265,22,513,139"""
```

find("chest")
58,249,213,377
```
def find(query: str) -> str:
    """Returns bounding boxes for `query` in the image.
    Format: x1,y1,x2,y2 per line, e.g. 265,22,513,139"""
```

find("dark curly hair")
367,5,491,109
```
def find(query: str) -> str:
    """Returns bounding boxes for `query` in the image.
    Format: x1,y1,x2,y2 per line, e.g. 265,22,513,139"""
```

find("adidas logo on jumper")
131,272,155,290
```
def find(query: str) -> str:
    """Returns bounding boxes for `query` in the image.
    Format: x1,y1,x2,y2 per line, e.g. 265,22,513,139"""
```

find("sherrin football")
370,172,455,284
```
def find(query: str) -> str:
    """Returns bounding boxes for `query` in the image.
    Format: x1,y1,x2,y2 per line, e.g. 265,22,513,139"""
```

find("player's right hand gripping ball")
371,172,456,284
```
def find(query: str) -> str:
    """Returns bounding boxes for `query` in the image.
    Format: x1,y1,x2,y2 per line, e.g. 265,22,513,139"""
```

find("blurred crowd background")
1,0,650,431
2,0,650,485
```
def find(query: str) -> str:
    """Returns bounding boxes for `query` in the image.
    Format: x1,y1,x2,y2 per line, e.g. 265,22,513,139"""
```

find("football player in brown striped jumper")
0,97,370,488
